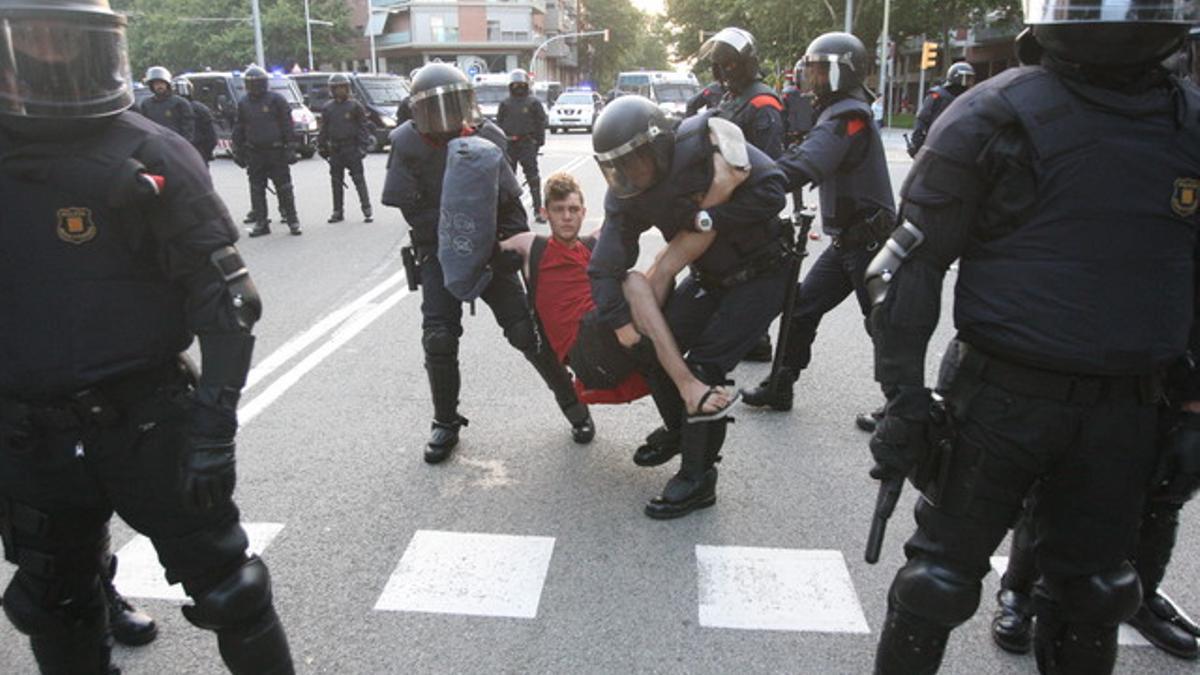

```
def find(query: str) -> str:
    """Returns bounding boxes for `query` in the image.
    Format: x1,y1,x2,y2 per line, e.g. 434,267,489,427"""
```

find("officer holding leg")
497,68,547,223
742,33,895,417
382,64,592,463
233,65,300,237
864,6,1199,673
0,2,294,672
318,73,373,224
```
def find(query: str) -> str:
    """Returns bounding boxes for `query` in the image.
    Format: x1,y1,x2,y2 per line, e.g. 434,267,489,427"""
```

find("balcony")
377,31,412,47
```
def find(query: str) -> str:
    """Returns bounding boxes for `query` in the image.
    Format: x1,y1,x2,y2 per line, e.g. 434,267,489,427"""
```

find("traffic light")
603,29,610,42
921,41,939,70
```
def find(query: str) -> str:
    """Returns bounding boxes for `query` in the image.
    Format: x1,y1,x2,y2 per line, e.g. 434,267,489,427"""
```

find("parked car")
548,90,603,134
183,71,320,158
291,72,409,152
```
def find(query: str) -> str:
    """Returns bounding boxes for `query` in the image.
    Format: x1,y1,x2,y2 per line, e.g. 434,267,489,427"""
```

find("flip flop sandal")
687,386,741,423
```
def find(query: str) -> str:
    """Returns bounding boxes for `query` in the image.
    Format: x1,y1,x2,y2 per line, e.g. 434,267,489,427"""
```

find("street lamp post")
529,29,608,75
303,0,334,71
368,0,376,73
878,0,891,126
251,0,265,66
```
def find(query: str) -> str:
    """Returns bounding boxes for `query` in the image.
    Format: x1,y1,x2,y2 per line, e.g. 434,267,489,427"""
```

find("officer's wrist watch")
694,209,713,232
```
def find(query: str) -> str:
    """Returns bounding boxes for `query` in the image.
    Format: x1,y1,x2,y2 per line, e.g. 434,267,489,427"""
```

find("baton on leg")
767,209,816,393
865,475,904,564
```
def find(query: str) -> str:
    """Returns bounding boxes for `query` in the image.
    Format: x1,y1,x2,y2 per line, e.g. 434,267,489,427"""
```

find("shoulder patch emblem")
57,207,97,245
1172,178,1200,218
846,117,866,136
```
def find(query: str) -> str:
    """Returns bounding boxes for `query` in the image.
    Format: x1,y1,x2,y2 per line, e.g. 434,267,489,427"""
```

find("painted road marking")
696,546,870,633
375,530,556,619
112,522,285,601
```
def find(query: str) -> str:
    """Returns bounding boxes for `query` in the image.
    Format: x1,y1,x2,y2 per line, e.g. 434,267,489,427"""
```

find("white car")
548,91,603,133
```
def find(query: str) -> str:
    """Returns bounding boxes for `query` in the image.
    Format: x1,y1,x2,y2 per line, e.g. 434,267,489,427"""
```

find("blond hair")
543,171,584,207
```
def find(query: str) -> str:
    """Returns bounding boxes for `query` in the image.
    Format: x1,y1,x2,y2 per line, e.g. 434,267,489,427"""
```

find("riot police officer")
233,65,300,237
382,63,592,463
780,70,815,218
697,27,786,362
0,2,294,673
497,68,548,222
174,78,218,166
138,65,195,143
742,33,895,414
684,80,724,118
864,4,1199,672
589,95,789,518
907,62,975,157
318,73,373,224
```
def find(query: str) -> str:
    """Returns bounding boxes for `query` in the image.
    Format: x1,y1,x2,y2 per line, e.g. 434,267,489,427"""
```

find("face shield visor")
0,12,132,118
697,28,754,88
410,81,482,135
594,125,670,199
799,58,836,96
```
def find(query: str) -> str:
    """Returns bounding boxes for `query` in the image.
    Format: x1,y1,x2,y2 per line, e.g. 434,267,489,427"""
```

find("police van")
472,73,511,120
640,72,701,123
183,71,320,159
290,72,410,153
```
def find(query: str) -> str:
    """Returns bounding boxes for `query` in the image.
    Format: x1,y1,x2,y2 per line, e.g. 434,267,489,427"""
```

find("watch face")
695,210,713,231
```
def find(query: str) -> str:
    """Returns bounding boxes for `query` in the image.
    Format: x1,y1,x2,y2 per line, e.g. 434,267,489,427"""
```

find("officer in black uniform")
174,78,218,166
684,80,724,118
697,27,785,362
497,68,548,222
138,65,195,144
233,65,300,237
863,4,1199,671
589,95,789,519
742,33,895,415
318,73,373,224
0,2,295,673
907,62,975,158
781,70,815,218
382,63,592,463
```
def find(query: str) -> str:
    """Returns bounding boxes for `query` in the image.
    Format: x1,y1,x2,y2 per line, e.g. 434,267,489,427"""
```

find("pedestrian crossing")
109,523,1173,647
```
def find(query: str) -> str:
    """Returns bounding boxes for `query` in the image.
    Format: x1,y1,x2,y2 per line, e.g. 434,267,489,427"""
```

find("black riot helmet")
409,62,482,136
173,78,193,99
592,95,674,199
1024,0,1198,66
0,0,133,120
243,65,269,96
329,72,351,100
797,32,870,108
945,62,976,89
509,68,530,96
697,27,760,93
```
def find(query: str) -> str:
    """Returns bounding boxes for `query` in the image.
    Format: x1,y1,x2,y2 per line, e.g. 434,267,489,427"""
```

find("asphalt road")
0,129,1196,675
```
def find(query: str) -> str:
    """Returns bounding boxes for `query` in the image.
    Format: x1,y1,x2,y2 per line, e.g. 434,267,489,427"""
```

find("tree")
583,0,671,90
112,0,356,76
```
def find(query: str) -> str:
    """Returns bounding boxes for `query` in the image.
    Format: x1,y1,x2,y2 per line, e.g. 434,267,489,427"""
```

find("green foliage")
112,0,356,76
583,0,671,89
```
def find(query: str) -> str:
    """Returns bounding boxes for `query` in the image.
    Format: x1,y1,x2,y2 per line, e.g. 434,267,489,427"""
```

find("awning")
366,11,388,37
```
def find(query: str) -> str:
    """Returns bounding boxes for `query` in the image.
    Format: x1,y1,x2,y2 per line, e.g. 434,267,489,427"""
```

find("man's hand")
615,323,641,349
181,396,238,512
869,386,932,481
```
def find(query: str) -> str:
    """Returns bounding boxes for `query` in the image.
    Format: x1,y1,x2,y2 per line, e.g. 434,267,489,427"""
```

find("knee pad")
890,557,981,628
503,318,540,354
182,555,273,632
422,327,459,358
1050,563,1142,625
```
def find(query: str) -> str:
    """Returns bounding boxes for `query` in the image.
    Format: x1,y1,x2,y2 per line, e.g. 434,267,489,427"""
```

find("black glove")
181,395,238,512
492,248,524,274
1152,411,1200,504
869,386,932,481
287,147,300,165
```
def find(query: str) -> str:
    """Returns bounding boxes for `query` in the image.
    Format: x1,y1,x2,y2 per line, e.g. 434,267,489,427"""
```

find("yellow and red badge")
56,207,97,245
1172,178,1199,218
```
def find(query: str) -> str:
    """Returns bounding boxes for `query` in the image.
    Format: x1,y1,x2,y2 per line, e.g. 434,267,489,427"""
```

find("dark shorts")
567,309,641,390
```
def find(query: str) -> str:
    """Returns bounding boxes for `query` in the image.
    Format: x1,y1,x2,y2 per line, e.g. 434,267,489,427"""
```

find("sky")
630,0,666,16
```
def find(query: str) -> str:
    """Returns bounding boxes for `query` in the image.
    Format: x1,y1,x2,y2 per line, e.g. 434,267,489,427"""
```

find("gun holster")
910,399,956,507
401,245,422,292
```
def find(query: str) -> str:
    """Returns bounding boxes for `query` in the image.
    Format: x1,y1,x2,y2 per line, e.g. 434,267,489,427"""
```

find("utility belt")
956,340,1162,405
328,139,360,151
692,239,789,292
830,208,893,250
247,141,287,152
0,359,190,433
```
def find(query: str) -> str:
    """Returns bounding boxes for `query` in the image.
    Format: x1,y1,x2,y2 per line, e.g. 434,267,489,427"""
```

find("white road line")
245,269,407,391
239,283,411,426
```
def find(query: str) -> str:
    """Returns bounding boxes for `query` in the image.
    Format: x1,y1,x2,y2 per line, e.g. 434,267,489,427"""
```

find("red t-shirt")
533,237,650,404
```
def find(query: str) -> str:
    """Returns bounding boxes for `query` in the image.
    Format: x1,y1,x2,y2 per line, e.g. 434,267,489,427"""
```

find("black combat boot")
278,183,301,235
243,211,258,224
741,368,797,411
563,402,595,444
991,589,1034,654
742,332,773,362
248,220,271,237
103,556,157,647
632,425,681,466
1127,593,1200,659
327,211,344,224
644,421,721,519
353,174,373,222
856,404,885,432
426,415,468,464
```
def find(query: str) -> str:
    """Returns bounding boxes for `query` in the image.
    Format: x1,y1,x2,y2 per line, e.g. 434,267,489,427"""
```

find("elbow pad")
211,246,262,331
865,220,926,306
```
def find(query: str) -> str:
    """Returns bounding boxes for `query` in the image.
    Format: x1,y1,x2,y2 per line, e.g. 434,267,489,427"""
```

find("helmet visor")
594,131,666,199
410,82,481,135
1022,0,1198,23
0,15,132,118
800,58,838,94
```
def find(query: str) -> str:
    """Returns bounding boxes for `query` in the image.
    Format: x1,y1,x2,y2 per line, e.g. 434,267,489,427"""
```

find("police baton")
865,475,904,564
319,150,349,189
766,208,816,393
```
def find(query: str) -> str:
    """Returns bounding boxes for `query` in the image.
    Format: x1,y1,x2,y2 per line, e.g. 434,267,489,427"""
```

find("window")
429,16,458,43
487,20,501,41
